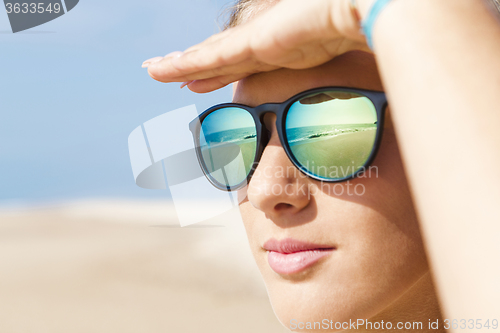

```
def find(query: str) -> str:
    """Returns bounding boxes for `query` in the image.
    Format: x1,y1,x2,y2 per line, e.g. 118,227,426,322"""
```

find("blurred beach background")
0,0,288,332
0,201,288,332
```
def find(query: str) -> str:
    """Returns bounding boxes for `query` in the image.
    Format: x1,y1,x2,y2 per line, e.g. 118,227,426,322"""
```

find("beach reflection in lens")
199,107,257,187
285,91,378,180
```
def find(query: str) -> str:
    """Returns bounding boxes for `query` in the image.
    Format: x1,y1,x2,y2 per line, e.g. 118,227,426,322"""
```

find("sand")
290,130,376,178
201,140,257,185
0,200,289,333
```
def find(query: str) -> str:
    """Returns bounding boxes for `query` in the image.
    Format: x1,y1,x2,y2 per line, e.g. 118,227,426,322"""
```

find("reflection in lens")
285,91,378,180
199,107,257,188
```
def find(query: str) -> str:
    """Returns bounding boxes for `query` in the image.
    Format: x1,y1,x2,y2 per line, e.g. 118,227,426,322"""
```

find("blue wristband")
361,0,394,50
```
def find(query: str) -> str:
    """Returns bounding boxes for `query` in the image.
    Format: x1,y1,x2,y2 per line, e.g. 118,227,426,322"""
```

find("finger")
175,59,278,83
181,28,234,54
142,57,163,68
145,28,242,78
186,73,251,93
142,51,184,68
148,45,278,84
149,25,255,82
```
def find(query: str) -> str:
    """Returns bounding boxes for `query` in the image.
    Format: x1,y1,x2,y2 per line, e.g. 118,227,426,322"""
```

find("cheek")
238,198,263,250
359,127,420,238
319,128,428,286
236,128,429,324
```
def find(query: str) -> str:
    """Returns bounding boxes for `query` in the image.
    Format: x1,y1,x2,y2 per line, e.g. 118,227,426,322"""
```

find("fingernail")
142,56,164,68
180,81,193,89
165,51,183,58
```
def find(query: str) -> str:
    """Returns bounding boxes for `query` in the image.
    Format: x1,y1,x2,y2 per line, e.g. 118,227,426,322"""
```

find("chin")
254,242,428,332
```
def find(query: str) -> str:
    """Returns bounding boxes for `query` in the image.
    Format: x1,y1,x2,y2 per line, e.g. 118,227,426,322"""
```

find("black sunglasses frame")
189,86,388,192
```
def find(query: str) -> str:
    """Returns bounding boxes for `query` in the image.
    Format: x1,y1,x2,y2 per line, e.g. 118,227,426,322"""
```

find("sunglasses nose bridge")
255,103,281,121
254,103,282,151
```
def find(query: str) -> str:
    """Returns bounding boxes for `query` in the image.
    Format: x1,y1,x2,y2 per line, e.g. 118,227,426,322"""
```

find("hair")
224,0,278,29
224,0,253,29
491,0,500,14
224,0,500,30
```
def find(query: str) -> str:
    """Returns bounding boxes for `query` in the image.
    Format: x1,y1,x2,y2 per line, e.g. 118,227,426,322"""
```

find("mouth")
263,238,336,275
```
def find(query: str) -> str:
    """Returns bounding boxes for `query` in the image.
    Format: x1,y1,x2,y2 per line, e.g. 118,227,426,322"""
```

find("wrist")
357,0,397,49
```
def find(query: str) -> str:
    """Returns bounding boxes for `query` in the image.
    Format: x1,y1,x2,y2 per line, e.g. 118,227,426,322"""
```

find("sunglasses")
189,87,387,191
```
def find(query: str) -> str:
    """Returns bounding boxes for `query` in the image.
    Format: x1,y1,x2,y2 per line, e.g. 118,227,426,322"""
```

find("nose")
247,114,311,220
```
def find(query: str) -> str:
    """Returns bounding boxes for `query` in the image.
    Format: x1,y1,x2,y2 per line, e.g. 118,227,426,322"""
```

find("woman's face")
233,51,429,327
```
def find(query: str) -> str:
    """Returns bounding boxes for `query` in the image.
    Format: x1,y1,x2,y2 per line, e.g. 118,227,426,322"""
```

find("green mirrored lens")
285,91,378,180
199,107,257,187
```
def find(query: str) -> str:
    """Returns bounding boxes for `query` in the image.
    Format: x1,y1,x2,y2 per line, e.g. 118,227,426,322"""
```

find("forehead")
233,51,383,107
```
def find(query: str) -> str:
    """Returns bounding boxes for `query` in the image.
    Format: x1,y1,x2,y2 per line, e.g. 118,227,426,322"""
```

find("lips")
263,238,335,275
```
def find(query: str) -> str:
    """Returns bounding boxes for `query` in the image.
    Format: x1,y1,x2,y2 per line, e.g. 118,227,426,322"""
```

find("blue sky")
202,107,256,135
0,0,234,205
